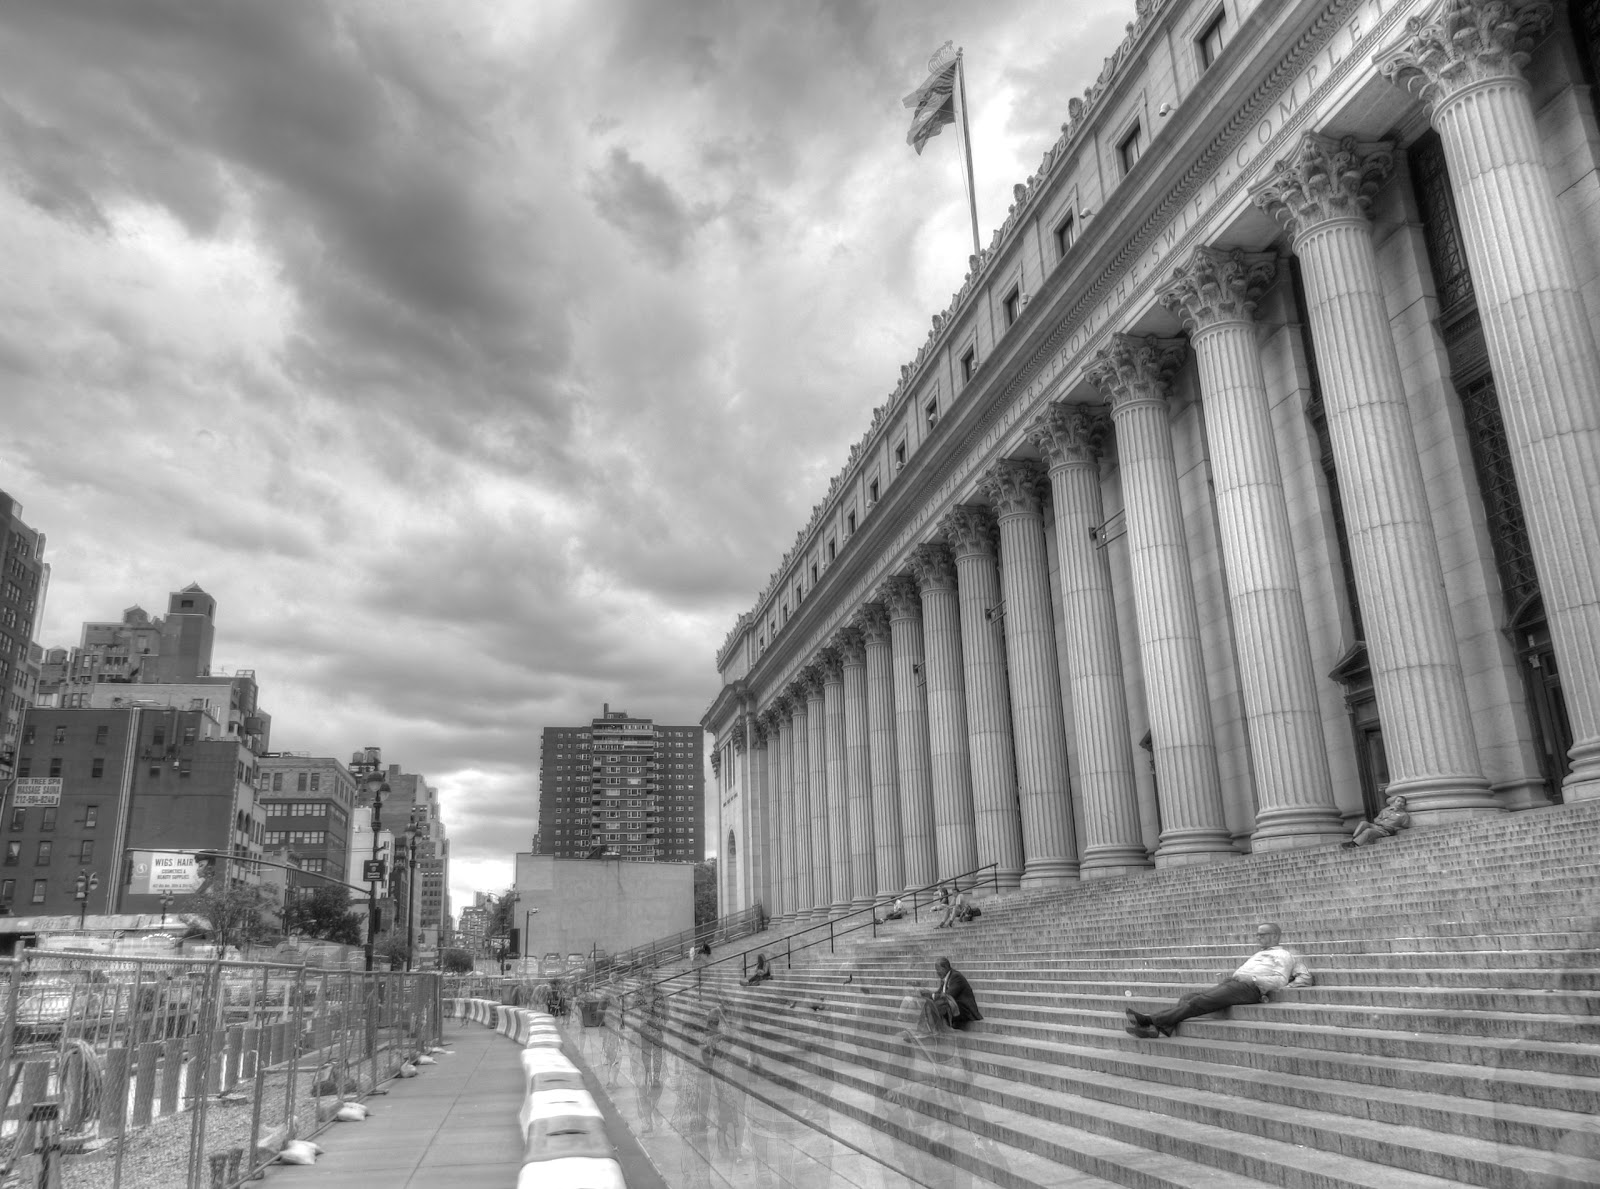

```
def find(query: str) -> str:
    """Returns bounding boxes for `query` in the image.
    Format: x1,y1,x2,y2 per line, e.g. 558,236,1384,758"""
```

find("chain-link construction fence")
0,952,441,1189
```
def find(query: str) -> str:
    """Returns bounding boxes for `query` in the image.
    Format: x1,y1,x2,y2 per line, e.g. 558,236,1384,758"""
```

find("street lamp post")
363,774,389,972
73,869,99,930
403,814,422,973
523,907,537,977
159,894,174,926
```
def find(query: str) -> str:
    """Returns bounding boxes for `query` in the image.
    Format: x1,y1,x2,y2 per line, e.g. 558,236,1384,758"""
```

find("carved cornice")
979,458,1048,518
938,505,999,559
1088,334,1187,413
1250,132,1394,240
1028,403,1109,469
909,542,958,593
855,602,893,646
833,626,867,667
1378,0,1552,112
1160,246,1277,332
878,574,924,620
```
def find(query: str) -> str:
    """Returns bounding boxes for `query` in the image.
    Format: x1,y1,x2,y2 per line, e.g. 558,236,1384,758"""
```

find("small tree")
375,934,412,970
183,882,276,954
283,885,364,946
693,859,718,929
440,948,475,974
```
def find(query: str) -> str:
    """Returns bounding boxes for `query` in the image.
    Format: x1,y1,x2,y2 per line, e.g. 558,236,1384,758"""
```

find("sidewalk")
259,1018,524,1188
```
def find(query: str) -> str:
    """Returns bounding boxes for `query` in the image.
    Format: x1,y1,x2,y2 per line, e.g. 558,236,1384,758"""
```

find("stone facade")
705,0,1600,918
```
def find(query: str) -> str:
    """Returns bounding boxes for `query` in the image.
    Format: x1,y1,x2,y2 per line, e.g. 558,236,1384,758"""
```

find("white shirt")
1232,946,1312,993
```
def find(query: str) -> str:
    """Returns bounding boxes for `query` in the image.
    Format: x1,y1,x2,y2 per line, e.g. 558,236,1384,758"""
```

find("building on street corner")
706,0,1600,920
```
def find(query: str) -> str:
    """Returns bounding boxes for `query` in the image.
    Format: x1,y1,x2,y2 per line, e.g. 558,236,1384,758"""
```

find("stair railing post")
829,920,834,954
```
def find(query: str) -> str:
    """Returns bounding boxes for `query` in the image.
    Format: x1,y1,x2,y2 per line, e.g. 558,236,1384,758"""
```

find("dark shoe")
1340,841,1357,849
1123,1007,1154,1029
1124,1022,1161,1039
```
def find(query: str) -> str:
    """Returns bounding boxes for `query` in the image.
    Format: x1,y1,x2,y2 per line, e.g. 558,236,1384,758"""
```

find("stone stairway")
640,799,1600,1188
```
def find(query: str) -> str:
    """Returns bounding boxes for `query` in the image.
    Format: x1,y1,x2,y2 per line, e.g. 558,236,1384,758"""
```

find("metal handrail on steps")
603,861,1000,1015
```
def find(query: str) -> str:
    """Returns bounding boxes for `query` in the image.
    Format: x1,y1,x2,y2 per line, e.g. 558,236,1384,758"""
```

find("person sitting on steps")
741,952,772,986
1124,921,1312,1039
937,883,964,928
884,896,905,921
1342,794,1411,849
929,956,983,1030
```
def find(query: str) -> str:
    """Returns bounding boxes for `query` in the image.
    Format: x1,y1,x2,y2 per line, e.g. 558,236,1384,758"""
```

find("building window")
40,808,55,832
47,758,60,777
52,726,65,745
94,726,108,745
868,478,879,504
91,758,104,778
1003,286,1021,327
926,397,940,427
78,841,93,863
35,841,51,865
1198,10,1226,68
309,771,321,792
827,539,837,562
21,726,32,745
895,440,907,470
1054,214,1076,260
1119,122,1143,174
182,727,197,745
7,810,21,832
83,805,98,829
0,879,12,902
297,772,308,792
4,842,18,866
30,879,45,904
14,760,26,778
272,772,284,792
960,347,976,383
846,510,857,535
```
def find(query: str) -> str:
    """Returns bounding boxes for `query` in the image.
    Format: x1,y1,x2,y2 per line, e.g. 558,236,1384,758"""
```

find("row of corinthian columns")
736,0,1600,920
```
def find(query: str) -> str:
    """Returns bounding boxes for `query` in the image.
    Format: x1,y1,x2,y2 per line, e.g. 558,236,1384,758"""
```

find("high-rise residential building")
0,492,49,783
6,705,265,916
255,754,357,902
537,706,703,862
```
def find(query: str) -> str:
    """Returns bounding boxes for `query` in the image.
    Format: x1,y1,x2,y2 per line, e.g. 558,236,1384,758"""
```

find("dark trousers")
1150,977,1263,1031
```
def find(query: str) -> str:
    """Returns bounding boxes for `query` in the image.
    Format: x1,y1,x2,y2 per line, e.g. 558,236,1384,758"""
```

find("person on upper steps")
1124,921,1312,1039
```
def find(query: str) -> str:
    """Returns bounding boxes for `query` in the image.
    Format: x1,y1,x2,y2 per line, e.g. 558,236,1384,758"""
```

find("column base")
1491,777,1554,813
983,867,1023,893
850,896,875,914
1250,805,1348,852
1079,844,1154,878
1153,827,1237,868
1021,858,1080,887
1388,773,1505,823
831,899,853,917
1562,740,1600,802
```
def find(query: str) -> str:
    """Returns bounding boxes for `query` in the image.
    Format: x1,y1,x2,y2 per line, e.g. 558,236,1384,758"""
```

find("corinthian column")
786,681,816,918
880,574,938,889
1160,247,1346,848
1253,133,1499,820
837,627,877,910
856,603,907,897
1089,334,1235,864
909,543,980,880
761,707,787,920
746,717,770,912
1381,2,1600,801
978,459,1078,885
936,508,1023,891
804,664,835,915
1028,406,1151,877
819,647,853,914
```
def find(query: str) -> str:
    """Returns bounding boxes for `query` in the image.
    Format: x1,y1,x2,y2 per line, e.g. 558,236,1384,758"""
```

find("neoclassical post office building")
704,0,1600,921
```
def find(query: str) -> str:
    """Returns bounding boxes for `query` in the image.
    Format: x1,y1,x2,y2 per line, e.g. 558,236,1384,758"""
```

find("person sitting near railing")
884,896,905,921
929,957,983,1030
939,885,972,928
741,952,772,986
933,882,954,928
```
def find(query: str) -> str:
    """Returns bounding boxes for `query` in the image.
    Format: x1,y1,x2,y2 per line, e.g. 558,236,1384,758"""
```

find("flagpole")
954,50,981,258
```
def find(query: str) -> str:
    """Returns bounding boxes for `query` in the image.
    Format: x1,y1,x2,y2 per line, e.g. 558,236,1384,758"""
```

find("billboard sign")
128,851,204,895
11,778,62,807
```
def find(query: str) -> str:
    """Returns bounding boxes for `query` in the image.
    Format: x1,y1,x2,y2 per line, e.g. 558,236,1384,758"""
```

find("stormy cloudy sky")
0,0,1130,913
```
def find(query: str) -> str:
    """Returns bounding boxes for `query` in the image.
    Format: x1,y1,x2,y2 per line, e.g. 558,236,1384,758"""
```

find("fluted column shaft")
787,700,814,918
748,734,770,912
765,722,787,919
806,682,834,914
980,463,1079,885
1254,134,1497,819
883,577,938,889
822,659,854,914
912,546,980,880
1092,336,1234,864
1403,53,1600,798
1031,406,1150,877
942,508,1024,891
842,649,876,909
1163,249,1345,847
861,606,907,897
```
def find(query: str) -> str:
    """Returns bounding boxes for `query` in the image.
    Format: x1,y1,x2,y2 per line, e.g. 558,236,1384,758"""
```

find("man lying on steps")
1124,921,1312,1039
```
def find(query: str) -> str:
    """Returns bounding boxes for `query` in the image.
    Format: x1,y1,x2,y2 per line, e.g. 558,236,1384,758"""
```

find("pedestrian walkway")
258,1017,524,1189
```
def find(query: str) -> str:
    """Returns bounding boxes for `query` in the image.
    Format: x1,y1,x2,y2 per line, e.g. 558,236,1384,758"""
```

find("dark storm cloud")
1,0,1122,908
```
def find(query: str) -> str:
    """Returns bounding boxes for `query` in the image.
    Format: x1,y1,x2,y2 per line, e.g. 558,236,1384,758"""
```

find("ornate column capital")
1378,0,1552,112
1250,133,1394,241
909,541,958,593
1160,246,1277,332
878,573,924,619
979,458,1048,517
1088,333,1187,413
765,695,792,725
938,505,999,559
730,720,748,753
833,626,867,666
817,646,844,684
1028,403,1109,469
711,750,723,776
791,669,822,704
751,717,770,746
855,602,892,645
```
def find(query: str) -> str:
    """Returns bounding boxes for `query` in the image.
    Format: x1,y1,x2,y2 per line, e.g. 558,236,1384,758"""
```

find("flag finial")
928,40,956,72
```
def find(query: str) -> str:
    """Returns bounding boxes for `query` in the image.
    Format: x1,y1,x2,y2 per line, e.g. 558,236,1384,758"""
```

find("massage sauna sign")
11,777,62,807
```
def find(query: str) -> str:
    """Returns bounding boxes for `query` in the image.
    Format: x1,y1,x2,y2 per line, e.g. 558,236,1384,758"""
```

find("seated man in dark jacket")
931,956,983,1030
